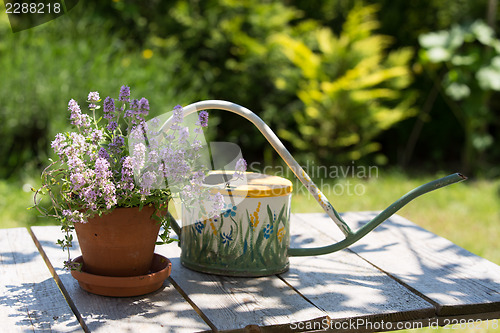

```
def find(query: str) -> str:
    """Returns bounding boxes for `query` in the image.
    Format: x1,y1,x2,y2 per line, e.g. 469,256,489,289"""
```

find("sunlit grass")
0,176,55,229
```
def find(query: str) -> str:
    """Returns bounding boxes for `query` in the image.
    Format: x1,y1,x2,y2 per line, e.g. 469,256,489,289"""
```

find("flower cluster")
35,85,222,269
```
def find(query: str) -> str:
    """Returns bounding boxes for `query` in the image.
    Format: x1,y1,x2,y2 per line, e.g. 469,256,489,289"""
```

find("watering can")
163,100,466,277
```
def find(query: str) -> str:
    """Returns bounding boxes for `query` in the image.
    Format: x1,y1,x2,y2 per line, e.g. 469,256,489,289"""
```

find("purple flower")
70,172,86,191
119,85,130,102
139,98,150,115
102,183,117,209
87,91,100,109
62,209,86,224
88,91,100,102
95,157,111,181
120,156,135,191
131,143,146,171
130,99,139,111
103,97,115,120
233,158,247,180
51,133,66,156
124,109,134,118
68,99,91,128
98,147,110,160
68,99,80,115
173,105,184,124
109,136,125,154
140,171,157,195
198,110,209,127
67,155,85,171
106,121,118,131
91,129,103,144
82,188,98,209
179,127,189,142
210,192,225,217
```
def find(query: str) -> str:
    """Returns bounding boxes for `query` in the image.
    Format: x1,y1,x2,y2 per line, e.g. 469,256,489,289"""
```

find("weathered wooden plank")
295,212,500,317
0,228,82,332
281,214,435,326
155,242,328,332
31,226,210,333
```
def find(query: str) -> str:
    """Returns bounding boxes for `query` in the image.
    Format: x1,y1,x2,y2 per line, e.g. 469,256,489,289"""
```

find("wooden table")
1,212,499,332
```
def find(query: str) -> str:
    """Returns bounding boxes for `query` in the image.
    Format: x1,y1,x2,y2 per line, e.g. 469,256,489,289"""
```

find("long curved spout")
161,100,467,255
287,172,466,256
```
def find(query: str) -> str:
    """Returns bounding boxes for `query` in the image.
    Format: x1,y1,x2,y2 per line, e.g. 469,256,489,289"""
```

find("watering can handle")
166,100,466,256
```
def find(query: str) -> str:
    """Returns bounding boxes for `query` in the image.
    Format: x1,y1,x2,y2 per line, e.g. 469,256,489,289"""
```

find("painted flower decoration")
194,220,205,234
277,227,285,243
223,204,237,218
221,228,233,244
263,223,274,239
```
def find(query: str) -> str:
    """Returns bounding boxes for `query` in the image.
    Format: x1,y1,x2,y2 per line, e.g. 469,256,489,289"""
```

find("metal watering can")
165,100,466,277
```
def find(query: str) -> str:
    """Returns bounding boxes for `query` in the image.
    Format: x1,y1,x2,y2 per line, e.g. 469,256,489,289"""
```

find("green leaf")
426,47,451,63
470,20,494,46
445,82,471,100
451,54,477,66
476,66,500,90
472,133,493,151
419,31,450,48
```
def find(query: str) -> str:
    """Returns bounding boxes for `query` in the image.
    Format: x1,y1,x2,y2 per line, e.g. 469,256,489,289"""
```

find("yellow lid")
205,171,293,198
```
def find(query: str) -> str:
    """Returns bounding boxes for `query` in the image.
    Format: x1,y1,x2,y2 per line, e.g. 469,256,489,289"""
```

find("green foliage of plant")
140,0,305,156
418,20,500,174
271,4,417,163
0,2,198,179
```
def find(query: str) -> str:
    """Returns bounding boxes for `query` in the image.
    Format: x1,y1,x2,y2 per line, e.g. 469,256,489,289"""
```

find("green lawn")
0,176,48,229
1,170,498,332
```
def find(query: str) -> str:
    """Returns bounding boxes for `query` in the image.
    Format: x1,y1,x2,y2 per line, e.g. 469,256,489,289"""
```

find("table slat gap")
31,226,212,332
0,227,82,332
292,213,442,314
167,276,219,332
27,226,91,333
276,274,325,311
295,212,500,317
156,243,329,331
283,214,436,325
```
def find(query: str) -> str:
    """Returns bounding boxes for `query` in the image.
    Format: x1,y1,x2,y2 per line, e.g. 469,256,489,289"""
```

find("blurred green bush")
0,2,202,178
418,20,500,174
1,0,499,179
270,4,416,164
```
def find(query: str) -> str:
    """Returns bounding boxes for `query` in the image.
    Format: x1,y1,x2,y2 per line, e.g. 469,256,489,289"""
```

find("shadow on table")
0,278,82,331
290,213,500,316
27,216,500,331
30,230,210,332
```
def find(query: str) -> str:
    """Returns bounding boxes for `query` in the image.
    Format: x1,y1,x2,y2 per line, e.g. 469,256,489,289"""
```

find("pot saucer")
71,254,172,297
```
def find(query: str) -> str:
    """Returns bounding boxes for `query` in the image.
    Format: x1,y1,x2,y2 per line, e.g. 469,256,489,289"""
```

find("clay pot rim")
71,253,172,288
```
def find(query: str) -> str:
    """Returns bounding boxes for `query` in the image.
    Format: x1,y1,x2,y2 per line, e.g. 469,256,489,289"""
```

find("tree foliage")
1,0,498,179
271,5,416,163
418,20,500,173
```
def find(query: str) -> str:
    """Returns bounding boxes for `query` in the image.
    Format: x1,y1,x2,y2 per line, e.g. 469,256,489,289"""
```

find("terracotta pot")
74,206,161,277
